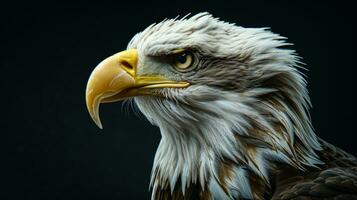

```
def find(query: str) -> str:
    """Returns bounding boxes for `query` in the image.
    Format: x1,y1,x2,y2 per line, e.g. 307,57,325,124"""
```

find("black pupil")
176,53,187,64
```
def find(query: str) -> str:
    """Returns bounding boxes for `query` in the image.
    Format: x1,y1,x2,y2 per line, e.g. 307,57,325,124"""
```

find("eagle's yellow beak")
85,49,189,129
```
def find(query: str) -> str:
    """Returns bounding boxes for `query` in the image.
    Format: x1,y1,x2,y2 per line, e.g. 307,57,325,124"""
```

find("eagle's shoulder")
272,140,357,200
272,166,357,200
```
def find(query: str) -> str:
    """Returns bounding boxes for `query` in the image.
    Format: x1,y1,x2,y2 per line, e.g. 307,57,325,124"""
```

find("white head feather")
127,12,322,199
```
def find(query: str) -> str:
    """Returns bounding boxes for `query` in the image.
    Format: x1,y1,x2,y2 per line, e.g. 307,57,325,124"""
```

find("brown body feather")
272,140,357,200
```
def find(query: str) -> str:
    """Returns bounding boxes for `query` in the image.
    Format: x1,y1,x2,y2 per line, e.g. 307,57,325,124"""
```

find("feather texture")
122,13,357,199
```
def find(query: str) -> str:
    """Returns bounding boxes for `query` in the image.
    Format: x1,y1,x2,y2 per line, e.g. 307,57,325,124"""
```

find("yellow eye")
172,51,194,70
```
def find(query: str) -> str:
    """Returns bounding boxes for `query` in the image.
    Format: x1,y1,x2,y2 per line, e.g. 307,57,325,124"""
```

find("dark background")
2,1,356,199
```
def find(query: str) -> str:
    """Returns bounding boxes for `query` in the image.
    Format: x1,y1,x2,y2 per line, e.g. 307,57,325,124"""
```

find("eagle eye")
172,51,194,71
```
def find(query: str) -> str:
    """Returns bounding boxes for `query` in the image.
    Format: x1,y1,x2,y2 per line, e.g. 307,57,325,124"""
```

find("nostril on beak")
119,60,136,76
121,60,134,70
114,49,138,76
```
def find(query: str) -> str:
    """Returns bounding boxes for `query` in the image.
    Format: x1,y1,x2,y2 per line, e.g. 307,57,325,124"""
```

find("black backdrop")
2,1,356,199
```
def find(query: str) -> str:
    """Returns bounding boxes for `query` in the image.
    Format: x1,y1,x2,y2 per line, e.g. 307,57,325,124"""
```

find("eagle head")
85,13,322,199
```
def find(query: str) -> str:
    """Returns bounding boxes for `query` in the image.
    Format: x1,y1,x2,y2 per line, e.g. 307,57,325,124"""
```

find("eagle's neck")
135,84,323,199
151,128,263,199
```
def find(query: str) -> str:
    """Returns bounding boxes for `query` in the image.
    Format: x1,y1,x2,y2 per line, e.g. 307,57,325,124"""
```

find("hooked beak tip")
86,93,104,129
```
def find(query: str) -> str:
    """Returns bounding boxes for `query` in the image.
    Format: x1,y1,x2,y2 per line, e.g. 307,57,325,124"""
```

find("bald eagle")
85,13,357,200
